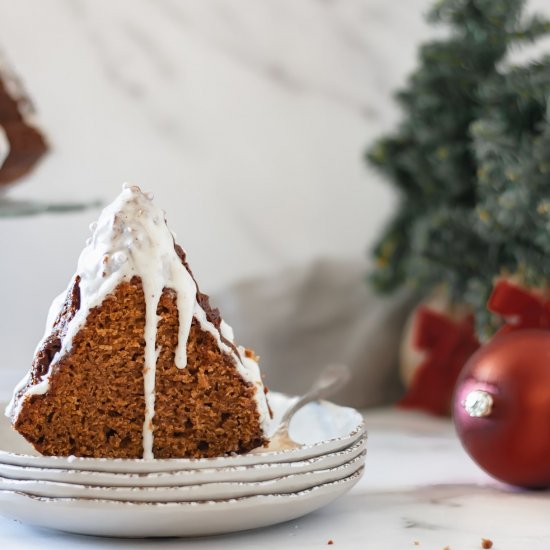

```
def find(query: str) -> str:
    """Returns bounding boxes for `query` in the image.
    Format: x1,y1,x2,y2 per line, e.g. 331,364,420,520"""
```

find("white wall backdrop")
1,0,548,395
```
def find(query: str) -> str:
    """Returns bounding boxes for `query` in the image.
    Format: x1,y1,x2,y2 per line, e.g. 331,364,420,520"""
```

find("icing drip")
0,126,9,170
6,184,270,457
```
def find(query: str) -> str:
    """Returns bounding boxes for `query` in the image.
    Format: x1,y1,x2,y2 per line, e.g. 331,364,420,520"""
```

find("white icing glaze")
0,125,9,170
5,288,69,418
220,320,235,342
6,184,270,458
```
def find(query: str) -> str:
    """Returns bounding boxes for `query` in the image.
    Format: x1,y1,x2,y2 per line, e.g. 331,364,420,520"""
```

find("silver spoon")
256,364,352,452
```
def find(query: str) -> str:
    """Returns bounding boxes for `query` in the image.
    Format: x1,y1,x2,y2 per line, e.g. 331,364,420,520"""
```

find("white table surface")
1,407,548,550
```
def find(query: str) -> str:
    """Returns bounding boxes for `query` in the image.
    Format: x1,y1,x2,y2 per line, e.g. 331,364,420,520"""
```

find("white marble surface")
0,408,549,549
0,0,434,388
1,0,550,393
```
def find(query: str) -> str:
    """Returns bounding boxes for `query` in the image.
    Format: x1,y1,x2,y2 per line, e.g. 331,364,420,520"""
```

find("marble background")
0,0,549,391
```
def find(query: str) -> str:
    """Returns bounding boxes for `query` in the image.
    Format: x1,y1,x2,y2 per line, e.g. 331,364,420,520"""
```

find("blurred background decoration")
0,51,99,216
366,0,550,487
0,51,48,192
367,0,550,419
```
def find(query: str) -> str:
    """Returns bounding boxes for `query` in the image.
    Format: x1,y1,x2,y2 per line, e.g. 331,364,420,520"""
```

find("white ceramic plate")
0,468,363,537
0,437,366,486
0,393,364,471
0,450,365,502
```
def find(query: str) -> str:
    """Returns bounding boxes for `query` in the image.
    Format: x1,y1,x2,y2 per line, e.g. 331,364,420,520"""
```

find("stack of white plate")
0,392,366,537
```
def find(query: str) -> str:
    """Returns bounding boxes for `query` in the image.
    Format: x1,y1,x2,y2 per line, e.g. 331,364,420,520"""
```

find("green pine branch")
367,0,550,336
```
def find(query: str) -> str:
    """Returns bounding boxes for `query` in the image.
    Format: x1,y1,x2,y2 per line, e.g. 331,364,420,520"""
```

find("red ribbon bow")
488,279,550,334
398,306,479,416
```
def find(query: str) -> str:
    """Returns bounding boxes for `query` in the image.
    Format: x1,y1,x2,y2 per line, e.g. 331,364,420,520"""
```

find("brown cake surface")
154,288,265,458
13,278,147,457
12,277,266,459
8,186,269,458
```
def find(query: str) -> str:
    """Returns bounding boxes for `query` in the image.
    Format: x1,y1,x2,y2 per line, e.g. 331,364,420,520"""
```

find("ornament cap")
463,389,493,418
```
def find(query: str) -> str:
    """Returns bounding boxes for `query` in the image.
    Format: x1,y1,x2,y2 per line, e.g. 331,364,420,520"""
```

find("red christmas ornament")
453,330,550,488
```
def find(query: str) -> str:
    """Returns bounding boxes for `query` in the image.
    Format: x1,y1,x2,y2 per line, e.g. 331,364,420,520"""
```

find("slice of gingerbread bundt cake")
6,184,271,459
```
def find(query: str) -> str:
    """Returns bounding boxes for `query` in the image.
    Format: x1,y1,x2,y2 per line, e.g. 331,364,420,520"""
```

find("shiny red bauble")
453,329,550,488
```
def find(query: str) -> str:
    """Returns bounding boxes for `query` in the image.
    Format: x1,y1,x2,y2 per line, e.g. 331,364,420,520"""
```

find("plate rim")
0,436,366,477
0,450,366,494
0,466,364,506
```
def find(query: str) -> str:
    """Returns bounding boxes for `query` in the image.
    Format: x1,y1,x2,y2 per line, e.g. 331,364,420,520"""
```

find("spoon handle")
277,364,351,431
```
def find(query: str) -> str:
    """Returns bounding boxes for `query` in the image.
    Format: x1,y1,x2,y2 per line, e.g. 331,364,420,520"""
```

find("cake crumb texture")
13,277,265,458
153,287,265,458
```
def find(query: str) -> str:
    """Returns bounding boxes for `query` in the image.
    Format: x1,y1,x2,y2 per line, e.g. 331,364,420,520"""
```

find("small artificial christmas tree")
471,58,550,336
367,0,550,414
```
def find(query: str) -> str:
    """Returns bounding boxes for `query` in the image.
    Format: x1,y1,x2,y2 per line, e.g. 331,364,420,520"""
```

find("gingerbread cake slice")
6,184,270,459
